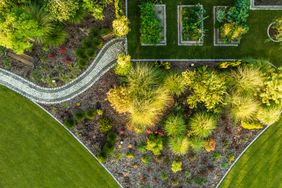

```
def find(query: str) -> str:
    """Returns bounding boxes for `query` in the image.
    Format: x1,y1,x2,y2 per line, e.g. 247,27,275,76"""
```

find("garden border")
177,5,205,46
131,58,236,62
250,0,282,10
213,6,240,47
141,4,167,46
31,101,124,188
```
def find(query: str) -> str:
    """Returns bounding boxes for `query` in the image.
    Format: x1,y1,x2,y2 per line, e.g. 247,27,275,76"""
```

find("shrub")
171,161,182,173
140,2,162,44
141,155,151,165
190,137,204,152
204,138,216,152
145,134,163,156
85,108,96,120
164,113,186,137
137,142,146,153
164,73,186,96
182,67,227,112
98,131,117,162
114,53,132,76
232,65,264,95
78,59,87,68
212,151,222,161
220,23,248,41
126,151,135,159
256,105,281,125
64,118,75,128
98,117,112,133
46,0,79,22
160,171,168,181
85,48,96,58
107,63,173,132
273,17,282,41
241,121,263,130
189,112,217,138
230,93,259,121
112,16,130,37
258,67,282,106
74,110,85,122
168,137,190,156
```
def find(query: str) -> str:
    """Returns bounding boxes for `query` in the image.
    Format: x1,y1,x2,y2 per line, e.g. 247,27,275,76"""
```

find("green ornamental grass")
189,112,217,138
164,113,186,137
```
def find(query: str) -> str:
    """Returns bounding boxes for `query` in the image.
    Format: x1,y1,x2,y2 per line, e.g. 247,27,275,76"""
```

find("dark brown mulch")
255,0,282,5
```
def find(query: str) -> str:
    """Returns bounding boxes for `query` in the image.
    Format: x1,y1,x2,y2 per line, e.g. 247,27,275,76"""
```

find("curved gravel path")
0,38,125,104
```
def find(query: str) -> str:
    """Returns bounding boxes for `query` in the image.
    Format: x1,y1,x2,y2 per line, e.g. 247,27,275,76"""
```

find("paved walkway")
0,38,125,104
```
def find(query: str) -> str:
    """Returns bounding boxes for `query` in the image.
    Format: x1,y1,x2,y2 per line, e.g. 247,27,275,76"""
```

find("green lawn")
128,0,282,66
219,117,282,188
0,85,120,188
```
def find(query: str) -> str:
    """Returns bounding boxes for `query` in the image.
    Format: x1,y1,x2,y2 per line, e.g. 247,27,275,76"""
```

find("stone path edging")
32,101,123,188
0,38,125,104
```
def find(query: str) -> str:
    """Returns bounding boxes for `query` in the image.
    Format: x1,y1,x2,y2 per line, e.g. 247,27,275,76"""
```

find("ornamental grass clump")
107,63,173,132
168,137,190,156
189,112,217,138
163,73,186,96
145,134,163,156
114,53,132,76
256,105,281,125
231,65,264,95
164,113,186,137
230,93,259,121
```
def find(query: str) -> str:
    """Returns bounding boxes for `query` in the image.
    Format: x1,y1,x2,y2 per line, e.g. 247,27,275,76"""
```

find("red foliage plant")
59,47,67,54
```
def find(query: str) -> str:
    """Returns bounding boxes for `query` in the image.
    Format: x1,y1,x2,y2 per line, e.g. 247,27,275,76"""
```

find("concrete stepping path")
0,38,125,104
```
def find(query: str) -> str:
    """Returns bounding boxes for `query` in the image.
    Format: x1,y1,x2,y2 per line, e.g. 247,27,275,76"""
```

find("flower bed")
178,5,205,46
267,18,282,42
140,3,167,46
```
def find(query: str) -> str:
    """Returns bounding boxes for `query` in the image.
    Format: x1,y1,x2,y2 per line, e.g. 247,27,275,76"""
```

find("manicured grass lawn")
0,85,120,188
219,117,282,188
128,0,282,66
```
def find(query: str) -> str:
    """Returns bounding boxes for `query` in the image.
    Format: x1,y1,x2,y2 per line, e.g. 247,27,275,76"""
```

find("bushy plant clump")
164,73,186,96
97,131,117,162
107,63,173,132
114,53,132,76
145,134,163,156
189,112,217,138
98,117,112,133
139,2,162,44
171,161,182,173
182,66,227,112
168,137,190,156
164,113,186,137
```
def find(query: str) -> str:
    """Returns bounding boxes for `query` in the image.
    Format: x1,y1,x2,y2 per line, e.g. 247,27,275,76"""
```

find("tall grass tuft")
256,105,281,125
189,112,217,138
230,93,259,121
168,137,190,156
164,113,186,137
232,65,264,95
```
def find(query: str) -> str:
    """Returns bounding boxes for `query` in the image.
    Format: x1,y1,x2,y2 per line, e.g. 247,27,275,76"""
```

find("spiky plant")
256,105,281,125
232,65,264,95
190,137,204,152
230,93,259,121
42,25,67,47
107,63,173,132
189,112,217,138
168,137,190,156
164,113,186,137
164,73,186,96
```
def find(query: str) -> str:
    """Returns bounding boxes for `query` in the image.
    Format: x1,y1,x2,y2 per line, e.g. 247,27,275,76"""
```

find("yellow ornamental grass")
107,87,130,113
112,16,130,37
117,53,131,66
241,121,263,130
256,105,281,125
231,26,246,40
222,23,232,37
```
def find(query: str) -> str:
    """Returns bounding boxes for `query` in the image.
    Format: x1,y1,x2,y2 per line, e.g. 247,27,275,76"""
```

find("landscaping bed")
178,5,205,46
254,0,282,6
0,5,115,88
42,59,281,187
140,3,167,46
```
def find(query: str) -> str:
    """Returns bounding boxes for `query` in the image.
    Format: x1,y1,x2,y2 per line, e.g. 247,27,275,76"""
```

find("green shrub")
98,131,117,162
190,137,204,152
140,2,162,44
256,105,281,125
43,26,67,47
137,142,146,153
168,137,190,156
78,59,87,68
182,67,227,112
85,108,97,120
189,112,217,138
98,117,112,133
171,161,182,173
164,73,186,96
141,155,151,165
64,117,76,128
145,134,163,156
85,48,96,58
241,121,263,130
126,151,135,159
114,54,132,76
74,110,85,122
164,113,186,137
160,171,168,181
230,93,259,121
212,151,222,161
75,48,87,59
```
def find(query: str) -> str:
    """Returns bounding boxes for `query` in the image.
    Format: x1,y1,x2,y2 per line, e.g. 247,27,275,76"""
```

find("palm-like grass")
168,137,190,156
189,112,217,138
230,93,259,121
164,73,186,96
256,105,281,125
232,65,264,95
164,113,186,137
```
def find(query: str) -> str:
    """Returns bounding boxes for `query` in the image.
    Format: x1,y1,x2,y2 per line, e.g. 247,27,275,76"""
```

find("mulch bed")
255,0,282,5
43,63,261,188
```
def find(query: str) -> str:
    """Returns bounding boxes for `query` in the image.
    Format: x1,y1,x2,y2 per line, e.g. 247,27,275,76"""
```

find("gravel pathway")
0,38,125,104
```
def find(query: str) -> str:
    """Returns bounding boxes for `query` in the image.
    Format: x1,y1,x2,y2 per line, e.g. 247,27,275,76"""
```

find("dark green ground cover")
0,85,120,188
128,0,282,66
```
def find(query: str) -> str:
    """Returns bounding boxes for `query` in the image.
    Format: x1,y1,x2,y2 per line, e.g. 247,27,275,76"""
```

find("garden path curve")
0,38,125,104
